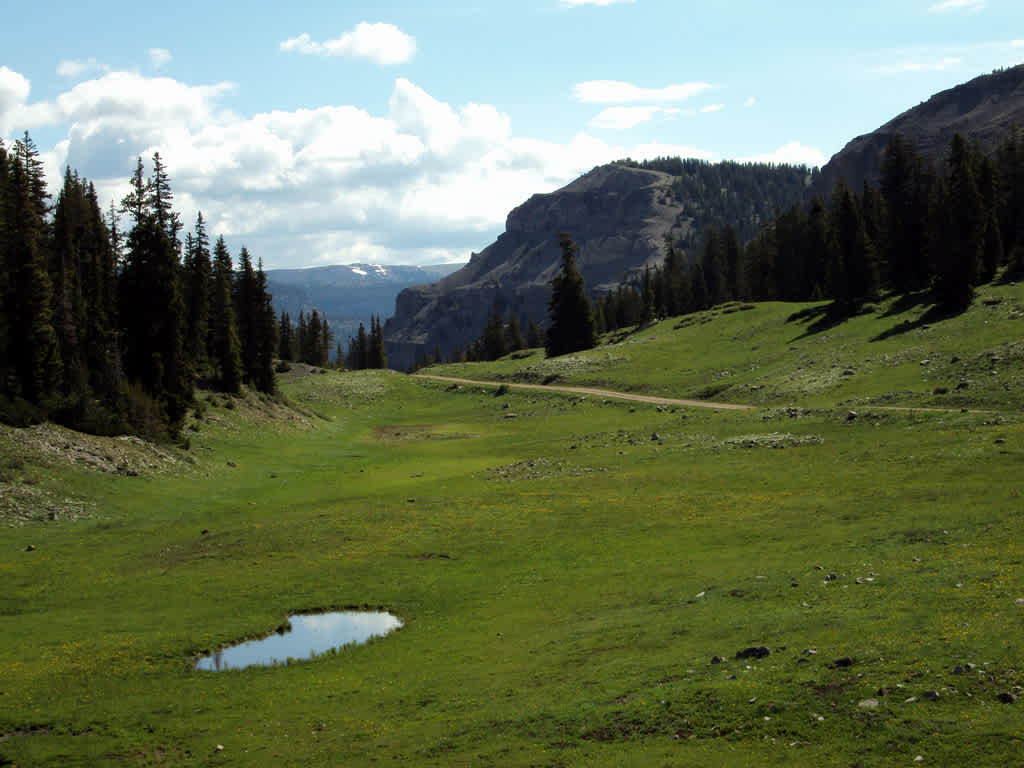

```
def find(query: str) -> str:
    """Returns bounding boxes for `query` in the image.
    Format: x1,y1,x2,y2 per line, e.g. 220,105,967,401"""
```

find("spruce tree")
936,134,982,310
183,213,212,378
545,233,597,357
209,236,243,392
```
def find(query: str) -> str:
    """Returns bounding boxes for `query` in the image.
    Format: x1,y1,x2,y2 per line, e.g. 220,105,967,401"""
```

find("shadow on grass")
879,290,934,318
870,302,966,342
786,302,849,340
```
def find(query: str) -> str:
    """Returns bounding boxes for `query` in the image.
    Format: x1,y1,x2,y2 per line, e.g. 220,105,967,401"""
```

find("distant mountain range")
265,263,463,351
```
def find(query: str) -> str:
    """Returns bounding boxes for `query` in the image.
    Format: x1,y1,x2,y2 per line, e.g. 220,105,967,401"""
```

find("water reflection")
195,611,401,671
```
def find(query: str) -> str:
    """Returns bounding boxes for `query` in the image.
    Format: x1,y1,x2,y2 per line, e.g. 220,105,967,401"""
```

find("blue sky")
2,0,1021,268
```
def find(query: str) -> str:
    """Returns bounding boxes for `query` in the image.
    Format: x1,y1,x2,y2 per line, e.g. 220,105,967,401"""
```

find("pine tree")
506,310,524,351
183,213,212,379
936,134,983,310
545,233,597,357
252,259,278,392
6,134,61,403
526,318,544,349
278,311,293,361
209,236,243,392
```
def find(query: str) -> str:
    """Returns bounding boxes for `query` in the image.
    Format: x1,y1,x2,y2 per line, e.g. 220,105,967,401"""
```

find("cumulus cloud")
280,22,416,66
928,0,985,12
701,104,724,113
148,48,172,69
574,79,713,104
589,105,680,131
57,58,107,78
738,141,826,167
0,66,61,136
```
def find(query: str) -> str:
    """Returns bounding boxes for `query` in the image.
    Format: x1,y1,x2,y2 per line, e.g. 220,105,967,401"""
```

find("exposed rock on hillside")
384,164,686,369
818,64,1024,193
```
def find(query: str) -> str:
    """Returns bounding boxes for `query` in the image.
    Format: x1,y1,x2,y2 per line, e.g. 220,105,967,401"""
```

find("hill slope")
817,63,1024,193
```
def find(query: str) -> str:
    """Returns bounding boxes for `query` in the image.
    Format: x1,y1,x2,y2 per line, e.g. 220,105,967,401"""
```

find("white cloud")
560,0,636,5
701,104,724,113
574,79,713,104
148,48,172,69
589,105,680,131
280,22,416,66
744,96,757,107
738,141,826,167
875,55,962,73
0,66,61,137
929,0,985,12
57,58,107,78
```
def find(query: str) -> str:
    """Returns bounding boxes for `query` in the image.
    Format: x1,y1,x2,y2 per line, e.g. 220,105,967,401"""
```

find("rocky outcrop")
817,64,1024,194
384,164,688,369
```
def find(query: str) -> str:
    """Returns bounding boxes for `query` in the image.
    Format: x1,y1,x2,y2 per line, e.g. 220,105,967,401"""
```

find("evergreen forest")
0,136,282,439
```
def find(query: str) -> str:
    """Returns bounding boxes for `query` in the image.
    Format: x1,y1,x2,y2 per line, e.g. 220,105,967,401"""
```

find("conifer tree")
936,134,982,309
209,236,243,392
545,233,597,357
183,213,212,378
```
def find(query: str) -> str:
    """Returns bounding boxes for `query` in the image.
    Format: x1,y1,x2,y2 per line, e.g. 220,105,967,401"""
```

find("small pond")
195,611,402,671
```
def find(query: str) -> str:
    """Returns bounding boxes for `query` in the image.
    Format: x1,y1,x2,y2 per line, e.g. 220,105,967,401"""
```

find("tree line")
608,128,1024,329
0,135,278,439
460,127,1023,360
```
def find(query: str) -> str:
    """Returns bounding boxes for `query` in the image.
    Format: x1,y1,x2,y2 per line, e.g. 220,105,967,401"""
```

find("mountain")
383,164,683,369
817,64,1024,194
383,161,812,369
266,263,463,350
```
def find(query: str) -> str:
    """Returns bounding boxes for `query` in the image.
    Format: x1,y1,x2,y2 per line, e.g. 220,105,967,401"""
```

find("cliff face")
817,64,1024,194
384,164,687,369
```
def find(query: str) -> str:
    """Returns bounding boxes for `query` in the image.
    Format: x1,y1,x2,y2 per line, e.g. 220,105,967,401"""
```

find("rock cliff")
384,163,687,369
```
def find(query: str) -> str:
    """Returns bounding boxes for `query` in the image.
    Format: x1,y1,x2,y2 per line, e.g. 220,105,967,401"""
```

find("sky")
1,0,1021,269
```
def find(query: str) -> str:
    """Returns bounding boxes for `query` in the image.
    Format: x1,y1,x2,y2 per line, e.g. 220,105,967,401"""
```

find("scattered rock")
858,698,879,709
832,657,855,668
877,687,888,697
695,591,706,598
503,413,518,419
950,355,960,364
842,369,856,376
998,692,1017,704
920,359,931,366
905,696,919,703
269,473,278,478
651,432,661,441
215,744,224,751
226,461,237,468
914,756,924,763
826,572,838,581
711,655,725,664
923,690,940,701
25,544,35,552
736,646,770,660
1015,598,1024,606
407,498,416,504
802,648,817,656
201,529,209,535
847,410,858,421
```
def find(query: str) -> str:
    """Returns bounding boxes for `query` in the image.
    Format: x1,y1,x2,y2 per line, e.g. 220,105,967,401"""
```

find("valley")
2,286,1022,766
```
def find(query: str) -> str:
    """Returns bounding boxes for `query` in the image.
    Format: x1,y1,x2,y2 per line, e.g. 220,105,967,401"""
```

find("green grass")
2,286,1023,766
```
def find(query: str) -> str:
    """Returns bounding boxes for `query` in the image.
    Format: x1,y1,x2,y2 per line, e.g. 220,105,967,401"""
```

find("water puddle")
195,611,402,671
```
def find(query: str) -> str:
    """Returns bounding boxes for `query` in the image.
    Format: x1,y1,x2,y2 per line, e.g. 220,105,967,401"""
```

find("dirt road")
413,374,755,411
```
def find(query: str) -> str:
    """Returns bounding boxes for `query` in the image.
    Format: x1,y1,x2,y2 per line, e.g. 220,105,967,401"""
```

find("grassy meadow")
2,286,1023,766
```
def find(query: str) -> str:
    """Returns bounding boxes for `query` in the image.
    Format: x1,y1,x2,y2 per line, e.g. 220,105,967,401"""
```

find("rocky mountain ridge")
817,63,1024,194
383,164,687,369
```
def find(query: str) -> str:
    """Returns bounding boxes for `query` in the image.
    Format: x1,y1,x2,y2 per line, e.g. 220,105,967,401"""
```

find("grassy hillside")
1,286,1022,767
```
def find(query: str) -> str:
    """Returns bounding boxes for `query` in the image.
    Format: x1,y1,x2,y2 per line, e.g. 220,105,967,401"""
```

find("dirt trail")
413,374,755,411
